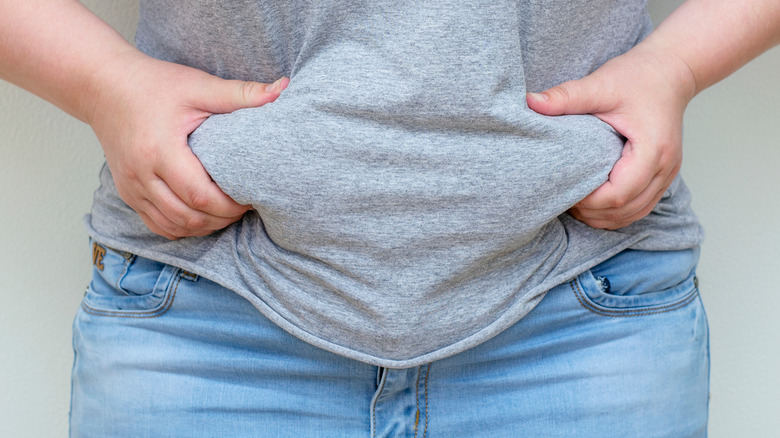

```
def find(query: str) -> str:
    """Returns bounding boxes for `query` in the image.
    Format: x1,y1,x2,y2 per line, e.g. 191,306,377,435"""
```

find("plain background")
1,1,778,436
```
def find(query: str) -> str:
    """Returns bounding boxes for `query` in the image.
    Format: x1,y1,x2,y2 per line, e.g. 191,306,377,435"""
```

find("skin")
0,0,288,239
2,0,779,236
527,0,780,229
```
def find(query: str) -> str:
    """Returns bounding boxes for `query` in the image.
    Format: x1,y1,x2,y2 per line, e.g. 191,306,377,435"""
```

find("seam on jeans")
569,279,699,317
81,271,182,318
414,366,421,438
100,243,134,261
423,364,430,438
101,242,199,283
372,368,387,438
114,253,133,293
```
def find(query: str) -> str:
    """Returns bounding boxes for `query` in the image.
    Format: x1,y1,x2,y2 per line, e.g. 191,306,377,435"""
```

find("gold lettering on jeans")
92,243,106,271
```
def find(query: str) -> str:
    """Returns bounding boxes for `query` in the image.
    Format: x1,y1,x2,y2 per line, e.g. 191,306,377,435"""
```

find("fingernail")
265,77,286,92
528,92,548,102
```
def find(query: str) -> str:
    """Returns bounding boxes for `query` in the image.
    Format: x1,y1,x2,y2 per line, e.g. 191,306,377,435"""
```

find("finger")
139,197,207,238
571,163,677,229
577,159,677,218
569,140,679,230
577,139,662,212
571,185,667,230
138,196,231,238
196,76,290,115
136,210,178,240
108,152,244,236
155,143,250,218
143,176,247,231
526,76,611,117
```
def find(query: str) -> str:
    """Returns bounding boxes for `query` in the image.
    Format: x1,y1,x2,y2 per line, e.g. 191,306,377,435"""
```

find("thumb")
199,76,290,114
526,77,607,116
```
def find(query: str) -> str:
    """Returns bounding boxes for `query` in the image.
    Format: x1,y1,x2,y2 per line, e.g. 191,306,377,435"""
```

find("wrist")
628,39,698,106
83,49,149,127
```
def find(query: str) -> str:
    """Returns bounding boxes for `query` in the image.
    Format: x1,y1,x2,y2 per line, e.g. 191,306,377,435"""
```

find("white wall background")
0,1,777,436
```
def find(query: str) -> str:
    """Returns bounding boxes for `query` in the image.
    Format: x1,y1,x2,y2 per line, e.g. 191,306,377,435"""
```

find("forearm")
0,0,140,124
527,0,780,229
642,0,780,96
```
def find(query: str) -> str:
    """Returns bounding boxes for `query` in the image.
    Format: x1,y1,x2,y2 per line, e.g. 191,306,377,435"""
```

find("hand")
87,52,289,239
526,44,696,230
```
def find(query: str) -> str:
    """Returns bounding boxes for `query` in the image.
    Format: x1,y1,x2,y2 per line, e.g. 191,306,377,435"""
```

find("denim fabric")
71,243,708,437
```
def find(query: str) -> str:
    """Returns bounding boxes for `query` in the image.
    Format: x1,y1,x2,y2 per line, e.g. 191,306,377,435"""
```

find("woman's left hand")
527,44,696,230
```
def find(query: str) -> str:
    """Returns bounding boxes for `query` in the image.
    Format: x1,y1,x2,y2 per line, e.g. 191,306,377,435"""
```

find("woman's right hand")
0,1,287,239
88,52,288,239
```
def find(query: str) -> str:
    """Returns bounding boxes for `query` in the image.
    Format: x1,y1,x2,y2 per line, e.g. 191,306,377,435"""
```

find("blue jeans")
71,242,709,437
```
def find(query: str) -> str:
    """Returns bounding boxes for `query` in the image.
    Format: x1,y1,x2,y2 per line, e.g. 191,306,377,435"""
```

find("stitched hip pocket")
571,248,700,317
82,242,182,318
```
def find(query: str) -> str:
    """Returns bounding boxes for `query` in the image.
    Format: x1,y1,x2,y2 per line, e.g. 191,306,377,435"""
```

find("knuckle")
240,81,261,102
110,162,142,185
186,190,212,211
655,139,682,165
184,215,208,231
609,193,631,209
136,143,163,167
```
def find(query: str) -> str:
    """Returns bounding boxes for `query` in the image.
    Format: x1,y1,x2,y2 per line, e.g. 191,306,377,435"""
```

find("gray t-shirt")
86,0,703,367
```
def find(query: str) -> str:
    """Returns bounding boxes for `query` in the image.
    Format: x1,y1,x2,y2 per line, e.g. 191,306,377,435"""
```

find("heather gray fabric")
86,0,703,367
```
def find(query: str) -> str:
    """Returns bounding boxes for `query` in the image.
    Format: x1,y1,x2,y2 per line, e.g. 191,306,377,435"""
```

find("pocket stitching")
569,278,699,317
81,271,182,318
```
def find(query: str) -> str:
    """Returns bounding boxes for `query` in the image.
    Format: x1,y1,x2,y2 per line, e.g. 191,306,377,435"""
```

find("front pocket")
82,243,183,318
570,249,700,317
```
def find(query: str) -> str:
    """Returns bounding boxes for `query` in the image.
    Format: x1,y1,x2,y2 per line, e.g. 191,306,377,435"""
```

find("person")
1,0,778,436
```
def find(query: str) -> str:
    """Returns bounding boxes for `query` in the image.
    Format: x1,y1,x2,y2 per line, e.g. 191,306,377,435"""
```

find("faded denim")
71,242,708,437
